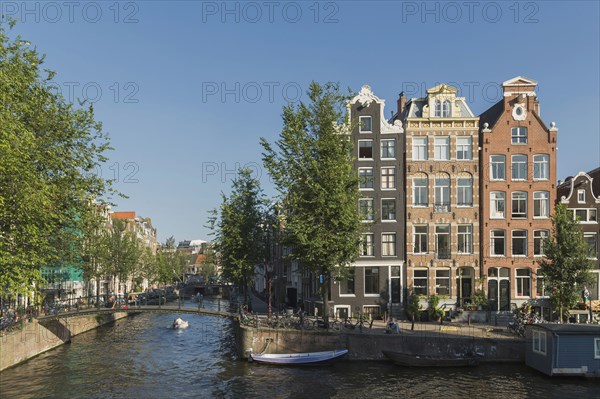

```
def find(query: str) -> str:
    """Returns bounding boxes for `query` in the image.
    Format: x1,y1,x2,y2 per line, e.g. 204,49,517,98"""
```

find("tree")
0,21,116,302
260,82,363,326
101,219,142,294
539,204,594,321
208,168,266,307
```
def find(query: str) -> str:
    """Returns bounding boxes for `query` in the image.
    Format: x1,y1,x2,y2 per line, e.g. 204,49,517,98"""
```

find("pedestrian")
582,286,590,306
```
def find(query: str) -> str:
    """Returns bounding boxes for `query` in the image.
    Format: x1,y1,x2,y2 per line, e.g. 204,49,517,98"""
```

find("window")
457,174,473,207
413,173,428,206
436,269,450,295
434,173,450,213
511,127,527,144
413,269,428,295
413,137,428,160
512,155,527,180
358,140,373,159
360,233,374,256
442,100,451,117
536,271,547,297
512,230,528,256
414,225,428,254
435,225,450,259
359,168,374,189
578,189,586,204
382,233,396,256
381,199,396,221
434,137,449,160
456,137,472,160
533,330,547,355
359,116,372,133
491,230,505,256
516,268,531,296
584,233,598,257
434,100,441,117
534,191,549,218
381,139,396,159
381,167,396,189
358,198,374,221
458,225,473,254
490,192,506,219
572,208,598,223
490,155,506,180
412,137,427,161
340,268,355,295
364,267,379,295
534,230,549,256
512,192,527,218
595,338,600,359
533,155,549,180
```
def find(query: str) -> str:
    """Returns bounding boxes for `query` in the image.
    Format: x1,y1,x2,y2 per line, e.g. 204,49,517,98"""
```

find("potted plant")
428,295,444,321
472,289,488,310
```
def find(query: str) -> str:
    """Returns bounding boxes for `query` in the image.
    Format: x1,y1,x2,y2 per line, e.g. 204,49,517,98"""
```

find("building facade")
557,168,600,299
330,85,405,320
400,84,480,310
479,76,557,316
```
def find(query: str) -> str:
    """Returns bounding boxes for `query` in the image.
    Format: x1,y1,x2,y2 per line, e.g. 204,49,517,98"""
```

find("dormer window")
434,100,451,117
442,100,451,117
578,189,586,203
434,100,441,117
359,116,372,133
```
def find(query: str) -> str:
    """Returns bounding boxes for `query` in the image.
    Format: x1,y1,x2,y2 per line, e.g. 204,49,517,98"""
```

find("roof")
111,211,136,220
589,166,600,198
478,99,504,130
533,324,600,335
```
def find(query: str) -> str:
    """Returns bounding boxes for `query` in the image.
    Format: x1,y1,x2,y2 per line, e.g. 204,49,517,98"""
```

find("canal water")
1,299,598,399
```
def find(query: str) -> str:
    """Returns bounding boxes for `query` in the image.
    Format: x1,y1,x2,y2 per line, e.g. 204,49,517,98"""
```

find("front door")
488,280,498,311
461,278,472,305
499,280,510,311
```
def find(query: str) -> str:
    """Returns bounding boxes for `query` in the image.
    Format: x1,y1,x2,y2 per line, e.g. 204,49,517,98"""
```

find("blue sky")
6,0,599,242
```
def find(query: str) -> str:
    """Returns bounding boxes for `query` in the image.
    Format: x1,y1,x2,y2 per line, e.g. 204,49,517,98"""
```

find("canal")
1,299,598,399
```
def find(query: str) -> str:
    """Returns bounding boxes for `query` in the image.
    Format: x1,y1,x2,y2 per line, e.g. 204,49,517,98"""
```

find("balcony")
436,249,451,260
434,203,450,213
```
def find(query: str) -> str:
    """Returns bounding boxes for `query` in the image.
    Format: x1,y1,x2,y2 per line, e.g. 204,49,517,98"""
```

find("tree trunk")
322,274,330,328
267,269,272,319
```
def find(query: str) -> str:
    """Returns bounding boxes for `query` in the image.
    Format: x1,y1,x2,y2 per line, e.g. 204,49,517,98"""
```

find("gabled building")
557,168,600,299
398,84,480,310
330,85,405,319
479,76,557,317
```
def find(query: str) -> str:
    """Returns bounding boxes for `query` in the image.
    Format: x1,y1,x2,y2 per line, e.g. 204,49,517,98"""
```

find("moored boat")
172,317,189,329
382,350,479,367
250,349,348,365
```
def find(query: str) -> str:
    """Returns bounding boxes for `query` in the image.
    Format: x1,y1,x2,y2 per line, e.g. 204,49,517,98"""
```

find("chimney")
397,91,406,119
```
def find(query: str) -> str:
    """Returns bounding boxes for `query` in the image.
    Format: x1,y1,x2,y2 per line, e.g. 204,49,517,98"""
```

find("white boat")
172,318,189,329
250,349,348,365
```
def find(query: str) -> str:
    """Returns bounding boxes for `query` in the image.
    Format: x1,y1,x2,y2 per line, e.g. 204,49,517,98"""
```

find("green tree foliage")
100,219,142,292
0,21,116,298
155,236,191,287
260,82,363,325
539,204,594,321
208,168,266,305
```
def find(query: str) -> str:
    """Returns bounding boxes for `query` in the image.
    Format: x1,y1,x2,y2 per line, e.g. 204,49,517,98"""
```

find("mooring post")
218,298,221,312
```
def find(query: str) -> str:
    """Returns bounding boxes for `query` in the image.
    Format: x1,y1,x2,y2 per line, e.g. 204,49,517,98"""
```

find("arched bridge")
37,305,234,321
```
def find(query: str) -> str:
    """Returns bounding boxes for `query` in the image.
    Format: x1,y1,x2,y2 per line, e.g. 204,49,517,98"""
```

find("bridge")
37,305,234,321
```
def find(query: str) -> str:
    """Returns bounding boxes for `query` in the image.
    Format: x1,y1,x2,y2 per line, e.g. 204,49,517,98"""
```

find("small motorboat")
172,317,189,329
382,350,479,367
250,349,348,365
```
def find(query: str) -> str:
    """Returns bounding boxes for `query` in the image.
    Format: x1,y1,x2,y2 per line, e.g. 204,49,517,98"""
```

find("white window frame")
442,100,451,117
434,173,450,213
358,167,374,190
512,191,527,219
490,191,506,219
533,154,549,180
381,233,396,257
533,191,550,218
457,224,473,254
359,116,372,133
381,167,396,190
456,136,472,160
533,230,549,256
358,198,374,222
434,137,450,161
511,127,528,144
511,154,528,181
512,230,528,257
358,140,373,160
583,233,598,258
360,233,374,257
571,208,598,223
364,267,380,296
412,137,428,161
536,269,548,298
413,225,428,254
380,139,396,159
381,198,396,222
413,174,428,207
516,268,531,297
595,338,600,359
532,330,547,355
491,230,505,257
434,100,441,117
577,189,586,204
413,269,428,296
490,155,506,181
457,174,473,207
435,268,451,296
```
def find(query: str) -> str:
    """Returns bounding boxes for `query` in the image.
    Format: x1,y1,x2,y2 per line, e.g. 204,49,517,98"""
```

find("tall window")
364,267,379,294
414,225,428,254
534,230,549,256
491,230,505,256
358,198,374,221
434,137,449,160
512,191,527,218
533,330,547,355
381,167,396,189
340,268,355,294
434,100,441,117
456,137,472,160
435,173,450,212
490,155,506,180
578,190,586,203
413,269,428,295
442,100,451,117
359,168,374,189
512,155,527,180
533,154,549,180
516,268,531,297
412,137,428,160
534,191,550,218
381,139,396,159
358,140,373,159
536,271,547,297
435,225,450,259
436,269,450,295
511,127,528,144
381,199,396,221
512,230,528,256
382,233,396,256
413,173,428,206
458,225,473,254
584,233,598,257
360,233,374,256
359,116,372,133
490,191,506,219
457,174,473,207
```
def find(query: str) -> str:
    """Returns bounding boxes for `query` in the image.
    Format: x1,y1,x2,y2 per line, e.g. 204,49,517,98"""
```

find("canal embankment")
0,312,130,371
